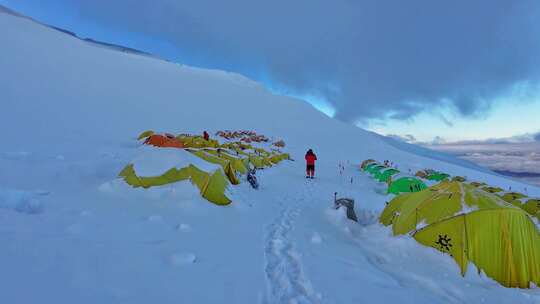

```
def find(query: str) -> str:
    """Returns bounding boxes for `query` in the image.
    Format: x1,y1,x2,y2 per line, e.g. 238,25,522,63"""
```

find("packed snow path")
264,182,321,304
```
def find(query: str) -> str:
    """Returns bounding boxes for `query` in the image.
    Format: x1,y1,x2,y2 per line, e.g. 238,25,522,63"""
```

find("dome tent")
118,147,232,205
380,181,540,288
482,186,504,194
514,198,540,221
470,181,487,188
368,165,386,176
375,168,400,182
498,191,528,205
386,175,427,194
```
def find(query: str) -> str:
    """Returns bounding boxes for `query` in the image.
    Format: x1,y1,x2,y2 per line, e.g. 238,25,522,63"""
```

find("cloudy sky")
3,0,540,142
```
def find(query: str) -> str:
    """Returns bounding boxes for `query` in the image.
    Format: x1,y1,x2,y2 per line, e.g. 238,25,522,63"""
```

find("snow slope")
1,7,539,304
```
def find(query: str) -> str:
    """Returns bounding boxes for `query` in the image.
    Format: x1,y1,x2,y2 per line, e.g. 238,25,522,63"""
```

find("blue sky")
2,0,540,143
368,86,540,142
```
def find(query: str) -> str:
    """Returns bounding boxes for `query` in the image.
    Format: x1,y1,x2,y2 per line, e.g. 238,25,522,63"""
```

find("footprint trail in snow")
263,182,321,304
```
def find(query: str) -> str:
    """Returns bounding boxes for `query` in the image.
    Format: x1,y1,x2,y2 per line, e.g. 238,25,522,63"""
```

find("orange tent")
144,134,184,148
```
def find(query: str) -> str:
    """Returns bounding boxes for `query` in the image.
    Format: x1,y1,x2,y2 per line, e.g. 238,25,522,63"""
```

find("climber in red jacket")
305,149,317,179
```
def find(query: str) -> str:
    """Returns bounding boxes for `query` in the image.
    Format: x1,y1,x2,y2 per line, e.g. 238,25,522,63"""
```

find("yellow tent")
380,181,540,288
451,176,467,182
515,199,540,220
214,152,249,174
186,149,241,185
469,181,487,188
137,130,155,140
177,135,219,148
414,209,540,288
270,153,290,164
482,186,504,193
498,192,528,207
118,163,231,205
121,131,291,206
248,154,265,169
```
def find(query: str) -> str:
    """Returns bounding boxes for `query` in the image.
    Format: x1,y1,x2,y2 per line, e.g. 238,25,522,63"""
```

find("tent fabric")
255,148,270,157
380,181,540,288
415,170,428,178
137,130,155,140
178,135,219,148
186,149,240,185
499,192,528,204
187,147,288,183
363,162,379,171
520,199,540,218
361,159,376,169
199,170,231,205
248,155,265,169
414,209,540,288
270,153,290,164
375,168,400,182
426,172,450,182
383,181,512,235
215,152,249,174
482,186,504,194
387,176,427,195
144,134,184,148
121,132,291,206
367,165,386,175
118,163,231,205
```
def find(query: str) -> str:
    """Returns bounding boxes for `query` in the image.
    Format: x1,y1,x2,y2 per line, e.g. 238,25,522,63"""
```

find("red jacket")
305,153,317,165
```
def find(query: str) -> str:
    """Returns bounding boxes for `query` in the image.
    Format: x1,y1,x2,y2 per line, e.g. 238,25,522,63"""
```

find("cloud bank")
427,133,540,186
8,0,540,123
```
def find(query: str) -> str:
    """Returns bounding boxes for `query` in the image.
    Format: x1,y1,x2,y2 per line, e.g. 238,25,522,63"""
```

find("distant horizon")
426,141,540,186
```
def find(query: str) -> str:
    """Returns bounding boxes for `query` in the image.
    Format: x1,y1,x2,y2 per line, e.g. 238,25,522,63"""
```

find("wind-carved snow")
263,185,321,304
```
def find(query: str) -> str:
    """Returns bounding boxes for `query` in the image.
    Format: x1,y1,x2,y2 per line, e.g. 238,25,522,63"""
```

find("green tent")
387,176,427,194
368,165,386,176
380,181,540,288
375,168,400,182
365,164,382,174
